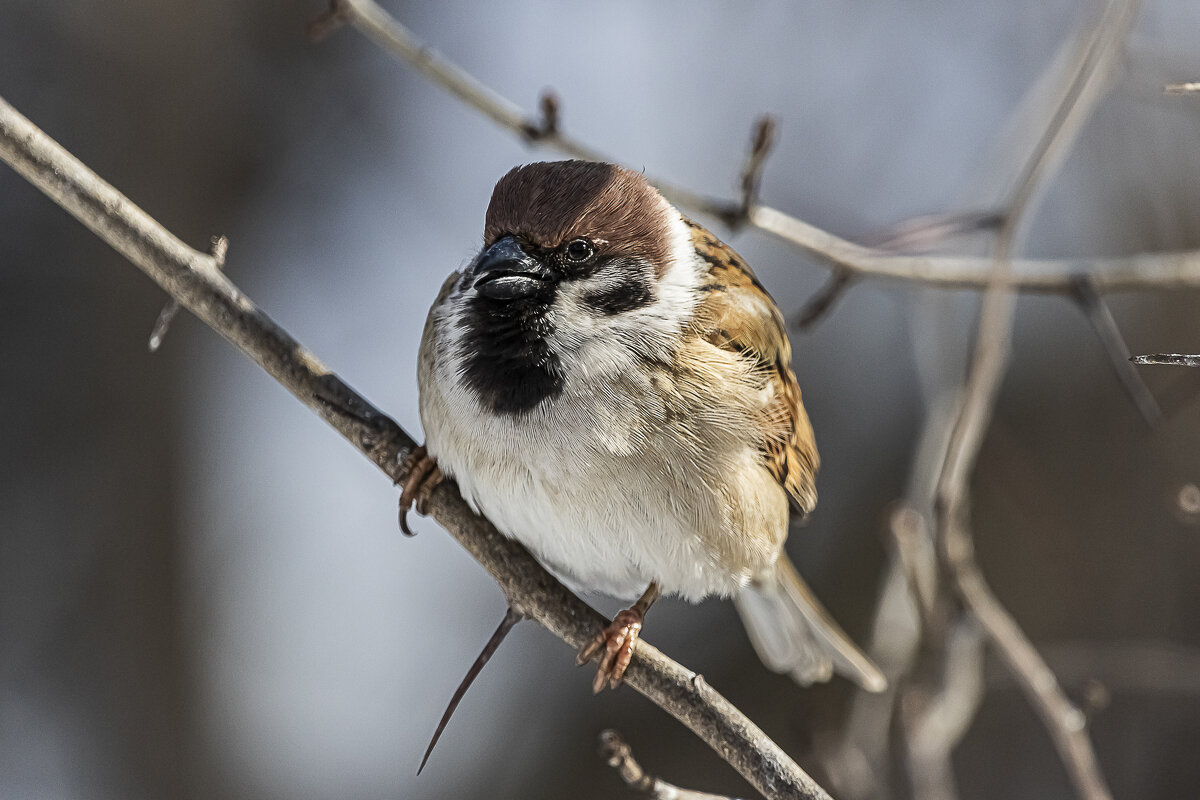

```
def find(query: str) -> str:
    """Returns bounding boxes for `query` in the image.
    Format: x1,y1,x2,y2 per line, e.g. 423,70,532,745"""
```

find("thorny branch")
0,96,832,800
317,0,1200,295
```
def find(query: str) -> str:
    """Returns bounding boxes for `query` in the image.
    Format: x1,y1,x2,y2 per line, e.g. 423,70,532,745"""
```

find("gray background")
3,2,1200,798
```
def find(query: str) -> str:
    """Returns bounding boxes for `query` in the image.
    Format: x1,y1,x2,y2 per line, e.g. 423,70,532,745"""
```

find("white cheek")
544,212,702,382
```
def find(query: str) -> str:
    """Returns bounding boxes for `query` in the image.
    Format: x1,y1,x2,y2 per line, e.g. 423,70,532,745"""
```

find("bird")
402,159,885,695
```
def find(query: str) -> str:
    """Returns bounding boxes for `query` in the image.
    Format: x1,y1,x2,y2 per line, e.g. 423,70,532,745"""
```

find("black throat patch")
459,293,564,415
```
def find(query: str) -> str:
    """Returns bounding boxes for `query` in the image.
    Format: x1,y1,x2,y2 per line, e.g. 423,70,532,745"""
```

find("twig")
716,115,776,230
787,268,854,331
322,0,1200,295
599,730,745,800
1164,82,1200,94
519,90,560,142
790,268,854,330
0,94,833,800
1132,353,1200,366
1069,274,1161,425
869,210,1005,252
933,4,1139,800
306,0,348,41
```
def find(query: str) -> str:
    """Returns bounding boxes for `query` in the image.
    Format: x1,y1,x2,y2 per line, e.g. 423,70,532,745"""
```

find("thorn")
418,607,524,774
148,235,228,352
1069,275,1161,426
147,300,181,353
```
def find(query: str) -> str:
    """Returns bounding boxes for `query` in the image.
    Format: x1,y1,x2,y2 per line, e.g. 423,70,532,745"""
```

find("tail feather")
734,557,886,693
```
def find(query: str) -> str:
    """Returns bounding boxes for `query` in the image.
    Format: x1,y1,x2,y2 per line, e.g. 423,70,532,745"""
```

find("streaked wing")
684,218,819,514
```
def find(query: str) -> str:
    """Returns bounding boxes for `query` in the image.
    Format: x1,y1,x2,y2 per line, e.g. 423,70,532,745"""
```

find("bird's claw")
577,608,644,693
397,445,443,536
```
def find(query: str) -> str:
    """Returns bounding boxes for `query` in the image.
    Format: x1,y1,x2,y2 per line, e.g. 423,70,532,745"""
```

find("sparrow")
404,160,885,694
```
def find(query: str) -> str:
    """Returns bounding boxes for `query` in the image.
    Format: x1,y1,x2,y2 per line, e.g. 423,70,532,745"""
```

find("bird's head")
449,161,700,414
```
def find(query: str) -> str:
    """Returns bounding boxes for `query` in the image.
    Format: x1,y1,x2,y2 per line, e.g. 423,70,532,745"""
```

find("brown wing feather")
683,218,819,515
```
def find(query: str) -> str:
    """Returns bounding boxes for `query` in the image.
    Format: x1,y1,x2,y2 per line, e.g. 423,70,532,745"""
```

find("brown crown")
483,161,675,275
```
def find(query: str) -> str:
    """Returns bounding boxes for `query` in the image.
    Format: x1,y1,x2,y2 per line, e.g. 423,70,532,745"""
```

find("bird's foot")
577,607,645,693
397,445,443,536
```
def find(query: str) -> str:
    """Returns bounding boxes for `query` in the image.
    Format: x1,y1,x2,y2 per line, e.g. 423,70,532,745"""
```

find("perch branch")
323,0,1200,294
0,95,831,800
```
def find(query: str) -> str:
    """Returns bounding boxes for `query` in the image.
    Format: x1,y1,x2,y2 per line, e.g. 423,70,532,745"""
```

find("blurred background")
3,1,1200,798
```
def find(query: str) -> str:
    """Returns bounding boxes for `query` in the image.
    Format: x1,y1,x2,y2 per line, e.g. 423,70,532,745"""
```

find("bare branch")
599,730,745,800
324,0,1200,295
932,4,1140,800
0,94,833,800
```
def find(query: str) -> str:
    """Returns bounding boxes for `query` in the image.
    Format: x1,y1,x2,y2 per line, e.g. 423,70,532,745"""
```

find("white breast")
419,363,785,601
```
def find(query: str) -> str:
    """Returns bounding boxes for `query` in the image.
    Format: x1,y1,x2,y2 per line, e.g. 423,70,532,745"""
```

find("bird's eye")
564,238,595,263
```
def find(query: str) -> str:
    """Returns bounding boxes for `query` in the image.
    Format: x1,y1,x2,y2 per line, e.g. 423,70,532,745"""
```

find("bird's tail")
734,556,886,692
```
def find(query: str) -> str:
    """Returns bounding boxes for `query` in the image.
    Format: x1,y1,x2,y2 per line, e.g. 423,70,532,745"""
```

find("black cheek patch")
581,277,654,315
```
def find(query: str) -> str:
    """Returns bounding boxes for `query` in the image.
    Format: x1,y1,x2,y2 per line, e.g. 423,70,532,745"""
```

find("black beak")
471,236,554,301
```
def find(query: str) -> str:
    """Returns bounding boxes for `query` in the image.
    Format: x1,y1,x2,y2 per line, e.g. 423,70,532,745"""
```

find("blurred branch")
320,0,1200,295
1069,275,1161,424
933,4,1140,800
987,640,1200,697
0,94,832,800
599,730,744,800
790,268,854,330
900,620,985,800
